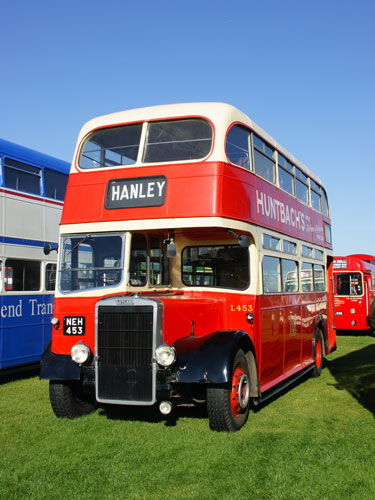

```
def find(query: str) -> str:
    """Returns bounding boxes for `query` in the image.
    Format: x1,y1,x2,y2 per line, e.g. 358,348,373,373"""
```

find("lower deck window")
46,263,56,291
301,263,326,292
4,259,40,291
263,256,298,293
182,245,249,290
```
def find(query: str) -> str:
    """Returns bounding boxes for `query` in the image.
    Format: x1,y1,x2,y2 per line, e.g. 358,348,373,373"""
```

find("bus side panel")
283,294,303,377
4,195,44,242
258,295,284,388
0,294,53,369
45,203,64,243
300,293,317,365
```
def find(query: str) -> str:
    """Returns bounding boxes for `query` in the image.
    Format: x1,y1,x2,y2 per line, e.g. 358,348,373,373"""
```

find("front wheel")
312,329,324,378
207,349,250,432
49,380,96,418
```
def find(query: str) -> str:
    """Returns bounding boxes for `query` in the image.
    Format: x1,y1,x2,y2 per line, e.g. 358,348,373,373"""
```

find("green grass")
1,334,375,500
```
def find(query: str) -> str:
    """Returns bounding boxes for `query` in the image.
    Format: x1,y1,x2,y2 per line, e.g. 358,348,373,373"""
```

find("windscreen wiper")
68,234,92,255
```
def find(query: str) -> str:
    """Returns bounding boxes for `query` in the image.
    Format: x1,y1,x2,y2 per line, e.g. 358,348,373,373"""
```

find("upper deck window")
278,153,294,195
225,125,251,170
253,135,275,183
310,178,321,212
44,169,68,201
79,124,143,169
143,119,212,163
321,189,329,217
4,158,41,195
295,167,309,204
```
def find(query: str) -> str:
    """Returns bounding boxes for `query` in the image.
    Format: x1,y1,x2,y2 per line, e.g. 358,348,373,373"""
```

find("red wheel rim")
316,337,322,370
231,365,247,417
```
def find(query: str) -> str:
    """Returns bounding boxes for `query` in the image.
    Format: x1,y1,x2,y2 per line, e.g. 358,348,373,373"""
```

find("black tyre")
312,329,324,378
369,317,375,337
207,349,250,432
49,380,96,418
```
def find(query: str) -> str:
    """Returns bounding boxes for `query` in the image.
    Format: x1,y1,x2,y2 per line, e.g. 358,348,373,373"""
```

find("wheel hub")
231,366,250,416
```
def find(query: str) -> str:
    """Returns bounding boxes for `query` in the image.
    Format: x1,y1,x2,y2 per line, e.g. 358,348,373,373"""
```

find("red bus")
40,103,336,431
333,255,375,332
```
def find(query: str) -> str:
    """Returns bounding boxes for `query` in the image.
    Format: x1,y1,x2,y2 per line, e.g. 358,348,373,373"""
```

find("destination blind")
105,176,167,209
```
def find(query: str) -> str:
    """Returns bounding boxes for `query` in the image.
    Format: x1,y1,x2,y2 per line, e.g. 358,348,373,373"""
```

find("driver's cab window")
129,234,147,286
129,233,169,287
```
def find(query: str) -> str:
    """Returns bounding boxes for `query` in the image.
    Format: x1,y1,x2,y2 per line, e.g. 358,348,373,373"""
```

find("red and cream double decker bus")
40,103,335,432
333,255,375,332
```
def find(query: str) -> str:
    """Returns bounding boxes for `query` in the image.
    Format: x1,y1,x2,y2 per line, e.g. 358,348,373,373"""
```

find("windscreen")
336,272,363,296
59,234,124,292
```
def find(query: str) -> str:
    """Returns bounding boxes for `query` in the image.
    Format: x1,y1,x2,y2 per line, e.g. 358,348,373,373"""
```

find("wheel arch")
173,330,260,396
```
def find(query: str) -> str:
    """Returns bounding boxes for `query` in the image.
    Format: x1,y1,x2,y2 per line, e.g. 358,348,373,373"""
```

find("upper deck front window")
79,124,143,169
78,118,212,169
143,119,212,163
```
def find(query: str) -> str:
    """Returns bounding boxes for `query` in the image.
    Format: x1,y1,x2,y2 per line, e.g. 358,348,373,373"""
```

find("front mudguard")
173,330,252,384
40,342,81,380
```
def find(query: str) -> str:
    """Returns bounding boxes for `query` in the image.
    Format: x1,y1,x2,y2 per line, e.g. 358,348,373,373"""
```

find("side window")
4,158,41,195
310,179,321,211
301,262,313,292
44,169,69,201
262,256,281,293
283,240,297,255
263,234,280,250
313,264,325,291
302,245,313,258
324,223,332,245
182,245,249,290
129,234,147,286
46,263,56,291
321,189,329,216
295,168,309,204
253,135,275,183
278,154,294,195
282,259,298,292
225,125,251,170
4,259,41,291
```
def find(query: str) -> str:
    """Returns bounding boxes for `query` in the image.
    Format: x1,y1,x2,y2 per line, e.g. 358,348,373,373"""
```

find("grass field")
1,334,375,500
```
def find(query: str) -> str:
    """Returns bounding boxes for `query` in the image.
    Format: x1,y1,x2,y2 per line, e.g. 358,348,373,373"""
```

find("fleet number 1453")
230,304,253,312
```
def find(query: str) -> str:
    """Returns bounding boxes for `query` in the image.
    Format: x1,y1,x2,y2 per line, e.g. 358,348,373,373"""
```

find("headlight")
155,344,176,367
71,342,91,364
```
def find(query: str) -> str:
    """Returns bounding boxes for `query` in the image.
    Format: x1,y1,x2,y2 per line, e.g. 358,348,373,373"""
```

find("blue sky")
1,0,374,255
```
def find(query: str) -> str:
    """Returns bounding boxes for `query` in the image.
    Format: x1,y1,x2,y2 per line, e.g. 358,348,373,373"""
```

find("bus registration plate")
64,316,85,335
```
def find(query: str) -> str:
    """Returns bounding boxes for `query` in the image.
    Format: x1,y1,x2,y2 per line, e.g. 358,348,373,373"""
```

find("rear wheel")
207,349,250,432
312,329,324,378
49,380,96,418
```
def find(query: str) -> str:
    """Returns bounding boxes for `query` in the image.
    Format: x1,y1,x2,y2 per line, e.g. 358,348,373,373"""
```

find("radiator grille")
97,305,154,402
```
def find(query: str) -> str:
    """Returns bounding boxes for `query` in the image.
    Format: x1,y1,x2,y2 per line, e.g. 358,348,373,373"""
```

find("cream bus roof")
74,102,323,186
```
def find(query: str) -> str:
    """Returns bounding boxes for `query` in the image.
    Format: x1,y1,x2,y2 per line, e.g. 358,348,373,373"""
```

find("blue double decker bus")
0,138,70,369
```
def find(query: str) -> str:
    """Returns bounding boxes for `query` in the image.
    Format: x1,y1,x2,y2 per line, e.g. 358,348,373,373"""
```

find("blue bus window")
44,169,68,200
4,157,41,195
